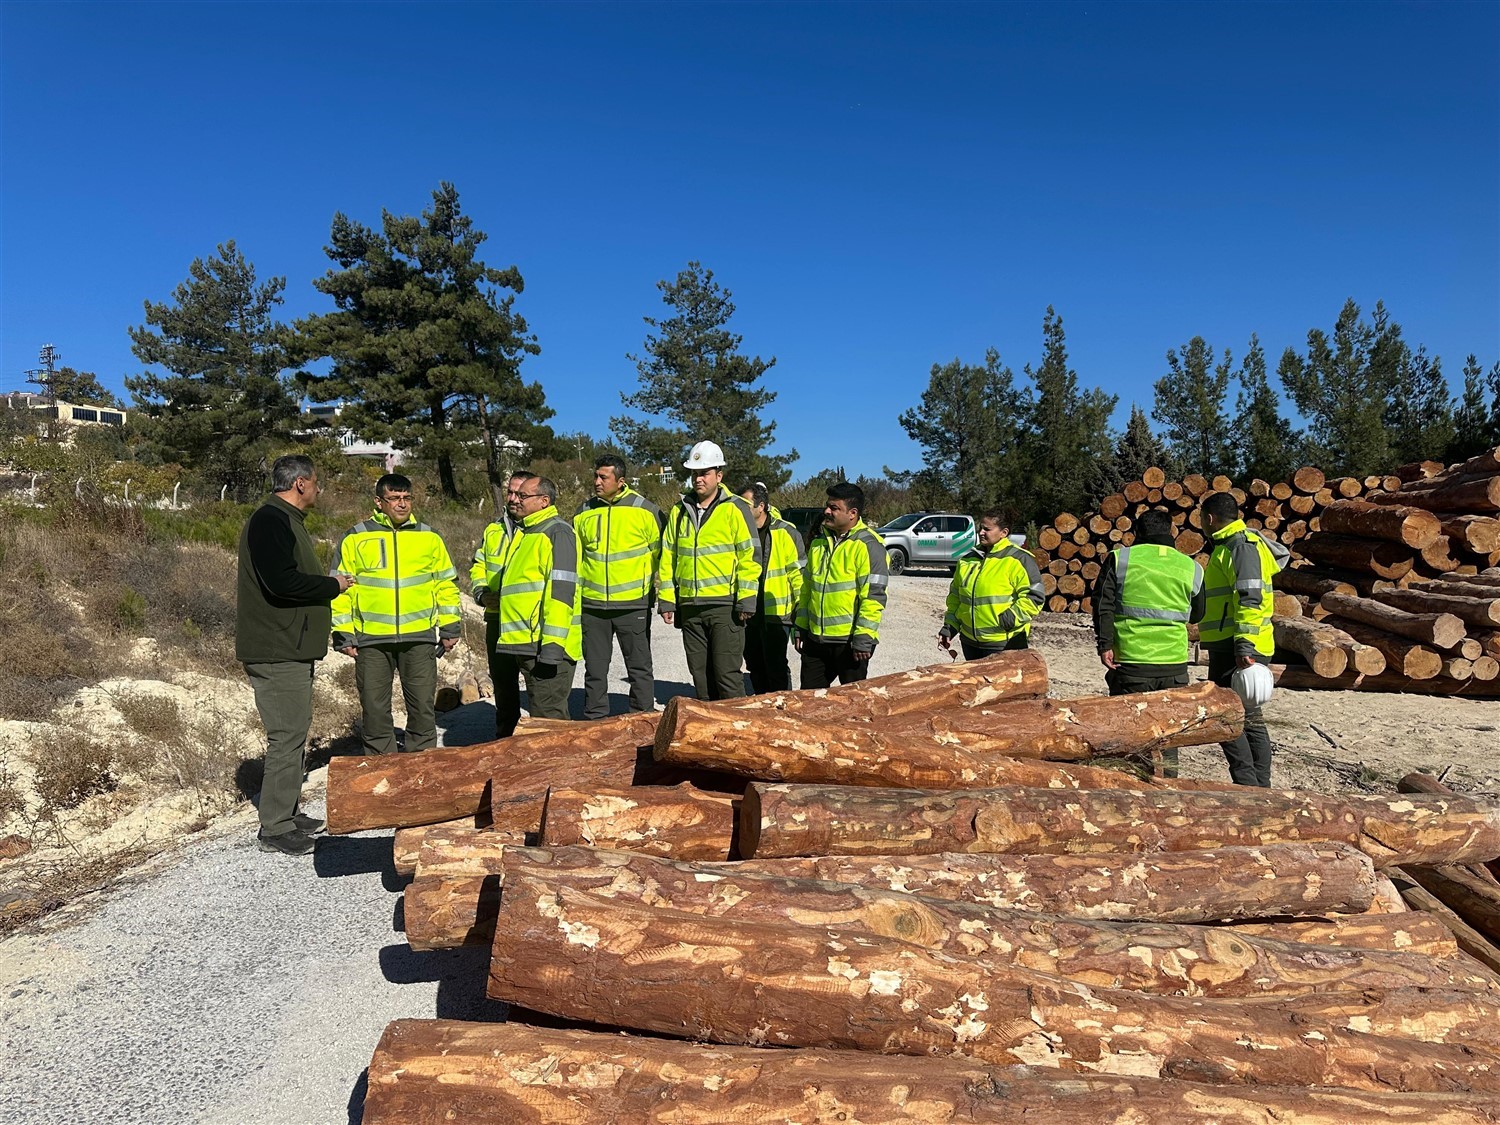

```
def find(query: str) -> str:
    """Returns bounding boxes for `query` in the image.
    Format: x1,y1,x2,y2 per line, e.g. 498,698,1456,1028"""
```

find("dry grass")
28,730,120,810
111,687,256,811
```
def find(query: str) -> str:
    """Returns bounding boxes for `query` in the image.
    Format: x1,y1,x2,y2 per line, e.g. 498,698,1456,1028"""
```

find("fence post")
173,482,181,507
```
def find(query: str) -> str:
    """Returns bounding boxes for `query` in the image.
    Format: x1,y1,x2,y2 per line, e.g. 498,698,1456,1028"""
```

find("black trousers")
581,607,654,719
800,638,869,689
1105,666,1190,777
959,633,1029,661
744,613,792,694
1208,647,1272,787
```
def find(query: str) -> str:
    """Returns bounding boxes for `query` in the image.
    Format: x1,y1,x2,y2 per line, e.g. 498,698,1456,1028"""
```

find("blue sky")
3,1,1496,478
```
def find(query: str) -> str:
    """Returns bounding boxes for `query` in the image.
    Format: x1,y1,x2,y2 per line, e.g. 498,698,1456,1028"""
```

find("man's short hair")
740,482,768,509
827,481,864,515
1201,491,1240,523
1136,508,1175,542
508,469,537,485
594,454,628,479
271,455,315,493
533,476,558,504
979,506,1016,530
375,473,412,498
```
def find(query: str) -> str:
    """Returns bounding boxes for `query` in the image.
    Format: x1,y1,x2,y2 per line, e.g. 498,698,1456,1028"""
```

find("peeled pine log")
362,1020,1500,1125
539,783,737,860
1404,865,1500,947
1320,591,1467,649
1391,870,1500,978
1300,533,1417,580
489,884,1500,1094
1320,616,1443,679
654,685,1243,787
1374,587,1500,628
739,782,1500,869
1228,913,1458,956
1320,499,1442,548
394,816,509,877
404,831,508,952
1272,615,1350,677
1292,465,1326,492
1277,667,1500,698
1276,568,1358,599
1272,591,1302,618
326,712,660,834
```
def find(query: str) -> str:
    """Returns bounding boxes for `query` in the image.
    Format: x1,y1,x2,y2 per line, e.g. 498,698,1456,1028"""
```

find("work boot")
292,812,326,835
257,829,316,856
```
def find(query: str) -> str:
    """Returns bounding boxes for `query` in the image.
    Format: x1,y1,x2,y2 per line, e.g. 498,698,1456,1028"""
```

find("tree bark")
1276,568,1358,599
488,883,1500,1095
1272,616,1350,677
1403,865,1500,946
394,816,504,878
1373,588,1500,628
539,783,739,860
1389,869,1500,977
1319,499,1442,549
1440,515,1500,554
362,1019,1500,1125
1226,913,1458,956
1277,667,1500,697
1367,475,1500,513
738,782,1500,868
1319,591,1468,649
1409,579,1500,601
326,712,662,834
1318,616,1444,679
1300,534,1417,580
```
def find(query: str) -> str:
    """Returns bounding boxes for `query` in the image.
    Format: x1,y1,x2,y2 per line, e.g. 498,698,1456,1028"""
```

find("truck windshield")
879,513,924,531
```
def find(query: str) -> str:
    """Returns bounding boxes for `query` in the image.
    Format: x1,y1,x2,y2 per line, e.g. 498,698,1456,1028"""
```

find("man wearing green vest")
1092,508,1206,777
739,482,806,693
236,455,352,856
493,475,583,735
470,470,533,736
575,455,664,718
796,481,889,687
331,474,463,757
1199,491,1290,787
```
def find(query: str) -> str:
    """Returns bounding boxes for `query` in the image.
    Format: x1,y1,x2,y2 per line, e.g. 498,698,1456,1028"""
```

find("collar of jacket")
982,540,1017,558
370,509,420,531
595,484,637,507
1210,518,1247,543
521,504,560,529
681,483,732,510
268,494,307,523
820,518,870,545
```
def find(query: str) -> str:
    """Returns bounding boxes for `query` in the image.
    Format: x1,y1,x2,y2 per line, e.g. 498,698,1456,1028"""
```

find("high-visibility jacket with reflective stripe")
658,486,762,615
796,520,888,652
494,505,582,663
1201,519,1290,658
758,506,806,623
574,485,664,610
942,542,1044,648
1110,544,1203,665
330,512,462,647
469,516,515,617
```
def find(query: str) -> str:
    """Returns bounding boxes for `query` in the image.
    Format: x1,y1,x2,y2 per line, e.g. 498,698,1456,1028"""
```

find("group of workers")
235,445,1287,856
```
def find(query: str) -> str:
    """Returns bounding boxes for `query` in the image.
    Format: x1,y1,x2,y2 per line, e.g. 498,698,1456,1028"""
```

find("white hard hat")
1230,662,1275,709
683,440,726,470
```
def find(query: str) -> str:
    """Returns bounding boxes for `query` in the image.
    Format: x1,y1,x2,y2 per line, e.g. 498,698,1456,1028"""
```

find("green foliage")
897,350,1029,515
0,399,37,444
49,367,120,407
113,588,149,631
1094,404,1173,498
1279,299,1395,476
297,183,551,502
125,241,300,496
612,261,795,489
5,438,74,473
1235,334,1302,482
1152,337,1234,477
1383,343,1454,465
1023,307,1117,522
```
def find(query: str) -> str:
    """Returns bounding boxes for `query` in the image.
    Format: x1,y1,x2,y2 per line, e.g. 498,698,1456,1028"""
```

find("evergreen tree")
1023,307,1116,524
297,183,549,502
1102,404,1173,493
1383,339,1453,465
896,349,1029,514
1152,336,1234,477
1449,354,1500,459
1278,298,1393,476
612,262,794,488
126,241,298,493
50,367,120,407
1235,333,1302,482
1488,361,1500,449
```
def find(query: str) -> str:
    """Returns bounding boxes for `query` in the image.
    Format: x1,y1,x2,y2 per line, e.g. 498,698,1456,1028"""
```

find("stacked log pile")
1272,448,1500,697
1031,464,1401,614
325,653,1500,1121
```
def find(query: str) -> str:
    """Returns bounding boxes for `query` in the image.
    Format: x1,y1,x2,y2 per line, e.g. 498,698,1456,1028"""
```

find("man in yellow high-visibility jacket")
493,475,582,736
1199,491,1290,787
575,455,664,718
470,470,533,736
658,440,762,700
331,474,463,756
739,482,805,693
796,481,888,687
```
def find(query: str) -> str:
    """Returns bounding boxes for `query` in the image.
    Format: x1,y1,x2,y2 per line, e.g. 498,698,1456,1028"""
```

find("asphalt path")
0,576,955,1124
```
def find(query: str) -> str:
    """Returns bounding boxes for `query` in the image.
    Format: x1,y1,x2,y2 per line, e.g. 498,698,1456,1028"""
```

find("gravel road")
0,575,957,1125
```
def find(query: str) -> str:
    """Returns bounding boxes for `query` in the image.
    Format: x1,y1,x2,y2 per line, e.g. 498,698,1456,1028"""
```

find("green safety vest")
1201,519,1289,657
494,505,582,663
944,542,1045,647
658,486,762,614
796,520,889,651
574,485,664,610
330,511,462,646
1110,543,1203,665
759,506,806,622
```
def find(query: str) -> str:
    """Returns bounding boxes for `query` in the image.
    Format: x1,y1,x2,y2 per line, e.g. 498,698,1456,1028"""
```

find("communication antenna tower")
25,344,61,403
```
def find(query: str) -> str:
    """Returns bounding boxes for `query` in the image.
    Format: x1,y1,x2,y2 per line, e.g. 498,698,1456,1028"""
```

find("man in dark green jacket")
236,455,352,856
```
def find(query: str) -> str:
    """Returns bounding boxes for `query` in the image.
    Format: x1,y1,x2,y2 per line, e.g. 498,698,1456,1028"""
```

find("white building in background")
301,403,531,474
4,391,128,435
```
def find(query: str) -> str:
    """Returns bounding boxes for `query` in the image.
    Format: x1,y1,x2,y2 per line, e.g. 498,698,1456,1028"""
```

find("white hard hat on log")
683,441,727,470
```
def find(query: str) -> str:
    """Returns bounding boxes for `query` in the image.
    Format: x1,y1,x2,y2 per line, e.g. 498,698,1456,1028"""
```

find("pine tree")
1109,404,1173,488
1023,307,1116,524
1235,333,1302,482
126,241,298,494
1278,298,1393,476
1449,355,1491,459
297,183,550,502
896,349,1029,514
1383,338,1453,465
50,368,120,407
612,262,794,488
1152,336,1234,477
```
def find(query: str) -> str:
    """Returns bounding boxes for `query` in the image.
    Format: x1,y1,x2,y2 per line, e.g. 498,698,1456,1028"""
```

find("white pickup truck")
875,512,977,575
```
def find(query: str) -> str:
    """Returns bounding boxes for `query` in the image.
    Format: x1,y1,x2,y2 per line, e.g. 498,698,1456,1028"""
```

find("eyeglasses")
506,490,543,500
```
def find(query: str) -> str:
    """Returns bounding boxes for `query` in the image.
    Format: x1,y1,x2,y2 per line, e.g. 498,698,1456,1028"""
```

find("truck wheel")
887,546,907,575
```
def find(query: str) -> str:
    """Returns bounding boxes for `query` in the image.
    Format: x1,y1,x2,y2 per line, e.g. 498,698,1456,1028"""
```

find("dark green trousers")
581,607,655,719
1105,665,1190,778
494,653,576,736
244,660,315,836
355,642,439,755
679,603,746,700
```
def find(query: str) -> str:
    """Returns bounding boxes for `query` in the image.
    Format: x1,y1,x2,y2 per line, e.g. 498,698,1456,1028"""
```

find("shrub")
30,731,117,809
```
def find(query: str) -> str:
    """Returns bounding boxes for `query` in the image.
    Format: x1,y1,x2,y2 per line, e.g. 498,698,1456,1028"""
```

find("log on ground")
1318,616,1443,679
539,782,738,860
1319,591,1467,649
1276,667,1500,697
1226,913,1458,956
